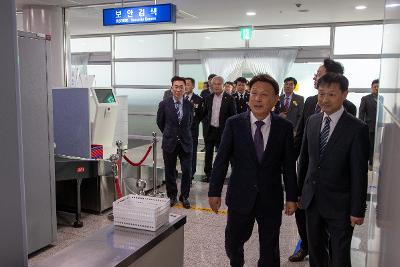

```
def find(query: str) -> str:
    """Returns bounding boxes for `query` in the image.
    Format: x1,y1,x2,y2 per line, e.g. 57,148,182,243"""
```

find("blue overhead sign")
103,4,176,26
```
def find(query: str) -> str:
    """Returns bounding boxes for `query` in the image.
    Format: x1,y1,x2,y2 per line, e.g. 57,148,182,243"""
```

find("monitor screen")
94,89,116,103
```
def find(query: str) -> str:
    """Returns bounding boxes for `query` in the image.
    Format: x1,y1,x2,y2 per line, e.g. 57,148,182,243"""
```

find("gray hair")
211,75,224,84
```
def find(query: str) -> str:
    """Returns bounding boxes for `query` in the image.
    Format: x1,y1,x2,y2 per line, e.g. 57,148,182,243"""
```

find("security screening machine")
90,87,119,158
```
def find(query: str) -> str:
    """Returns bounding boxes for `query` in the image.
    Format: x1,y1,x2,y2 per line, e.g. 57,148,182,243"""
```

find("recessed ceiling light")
204,36,211,40
386,3,400,8
355,5,367,10
246,11,256,16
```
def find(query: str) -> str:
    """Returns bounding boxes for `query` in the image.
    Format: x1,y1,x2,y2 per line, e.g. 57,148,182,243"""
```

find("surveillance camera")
295,3,302,8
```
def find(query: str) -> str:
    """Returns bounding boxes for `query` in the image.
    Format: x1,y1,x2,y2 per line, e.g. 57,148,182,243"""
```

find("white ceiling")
16,0,386,35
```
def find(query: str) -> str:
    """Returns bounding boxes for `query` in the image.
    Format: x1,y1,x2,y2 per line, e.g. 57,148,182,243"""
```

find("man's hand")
209,197,221,214
279,112,288,118
285,201,297,215
350,216,364,227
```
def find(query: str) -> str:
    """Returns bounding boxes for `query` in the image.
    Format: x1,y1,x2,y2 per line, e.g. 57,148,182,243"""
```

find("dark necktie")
254,121,265,162
175,101,182,123
319,116,331,156
284,97,290,112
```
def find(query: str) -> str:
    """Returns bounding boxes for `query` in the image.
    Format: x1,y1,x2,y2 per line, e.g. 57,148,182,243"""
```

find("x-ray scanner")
90,87,119,158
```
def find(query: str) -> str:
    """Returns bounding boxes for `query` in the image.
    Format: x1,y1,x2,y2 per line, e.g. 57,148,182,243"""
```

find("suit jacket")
275,93,305,131
359,93,378,133
294,94,357,157
200,89,212,99
209,112,298,215
156,97,193,153
188,93,204,137
298,111,369,219
163,89,172,100
202,92,237,141
232,92,250,113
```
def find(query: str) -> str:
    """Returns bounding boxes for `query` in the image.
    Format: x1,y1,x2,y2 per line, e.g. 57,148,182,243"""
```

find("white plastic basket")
113,194,170,231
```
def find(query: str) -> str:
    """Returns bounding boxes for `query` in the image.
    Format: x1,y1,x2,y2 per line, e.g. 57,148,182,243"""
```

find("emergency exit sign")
240,27,253,40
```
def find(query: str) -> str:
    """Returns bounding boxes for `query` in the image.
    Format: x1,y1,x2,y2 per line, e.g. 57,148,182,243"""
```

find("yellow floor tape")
174,203,228,215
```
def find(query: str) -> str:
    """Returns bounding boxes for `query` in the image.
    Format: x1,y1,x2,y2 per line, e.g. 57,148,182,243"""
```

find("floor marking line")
174,204,227,215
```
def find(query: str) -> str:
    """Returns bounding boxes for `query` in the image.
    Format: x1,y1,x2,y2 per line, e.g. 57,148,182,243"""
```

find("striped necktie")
175,101,182,123
319,116,331,156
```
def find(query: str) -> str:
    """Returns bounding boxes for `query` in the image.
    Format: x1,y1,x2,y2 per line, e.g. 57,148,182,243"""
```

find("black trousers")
305,200,354,267
191,131,199,178
225,196,282,267
369,132,375,165
204,126,221,178
162,142,192,199
295,208,308,250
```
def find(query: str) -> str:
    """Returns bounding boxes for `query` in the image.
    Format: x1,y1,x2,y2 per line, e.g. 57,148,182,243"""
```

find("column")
23,5,65,88
0,0,28,265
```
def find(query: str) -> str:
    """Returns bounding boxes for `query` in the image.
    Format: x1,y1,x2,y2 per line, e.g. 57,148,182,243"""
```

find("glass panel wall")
114,62,173,86
286,62,321,99
178,63,207,93
337,59,381,88
334,25,383,55
87,65,111,87
177,31,244,49
250,27,331,48
70,37,111,52
115,34,173,58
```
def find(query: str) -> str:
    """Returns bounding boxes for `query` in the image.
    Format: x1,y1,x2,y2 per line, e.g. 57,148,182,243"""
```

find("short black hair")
185,77,195,85
372,79,379,86
234,77,248,84
224,81,234,86
249,74,279,95
284,77,297,86
171,76,186,85
323,58,344,74
208,74,217,81
317,72,349,92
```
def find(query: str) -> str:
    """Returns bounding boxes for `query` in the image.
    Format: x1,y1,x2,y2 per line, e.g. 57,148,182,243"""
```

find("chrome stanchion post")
149,132,165,197
108,153,119,221
116,140,124,196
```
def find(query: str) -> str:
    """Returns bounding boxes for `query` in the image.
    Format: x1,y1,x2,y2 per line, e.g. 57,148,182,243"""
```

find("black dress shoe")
181,198,191,209
169,197,178,207
288,247,308,262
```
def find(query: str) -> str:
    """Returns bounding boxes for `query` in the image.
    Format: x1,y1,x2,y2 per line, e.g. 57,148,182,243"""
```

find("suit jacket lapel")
313,113,324,162
263,113,278,162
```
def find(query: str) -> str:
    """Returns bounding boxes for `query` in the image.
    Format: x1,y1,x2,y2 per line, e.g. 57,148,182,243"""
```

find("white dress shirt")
320,105,344,141
250,111,271,150
211,93,223,127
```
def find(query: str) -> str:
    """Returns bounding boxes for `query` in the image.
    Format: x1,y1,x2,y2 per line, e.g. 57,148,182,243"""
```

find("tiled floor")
29,179,369,267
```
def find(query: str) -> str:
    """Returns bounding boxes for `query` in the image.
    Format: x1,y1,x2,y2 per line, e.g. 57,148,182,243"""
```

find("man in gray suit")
359,79,380,167
277,77,304,133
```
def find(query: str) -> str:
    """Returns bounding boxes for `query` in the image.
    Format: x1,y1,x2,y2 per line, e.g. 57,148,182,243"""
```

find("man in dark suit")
209,74,298,266
200,74,216,99
289,58,357,262
298,73,369,267
276,77,304,133
202,76,236,182
156,76,193,209
359,79,379,167
184,77,204,181
232,77,250,114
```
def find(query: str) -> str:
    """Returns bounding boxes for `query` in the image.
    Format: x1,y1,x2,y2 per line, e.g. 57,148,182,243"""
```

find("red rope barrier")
115,160,123,199
123,144,153,167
